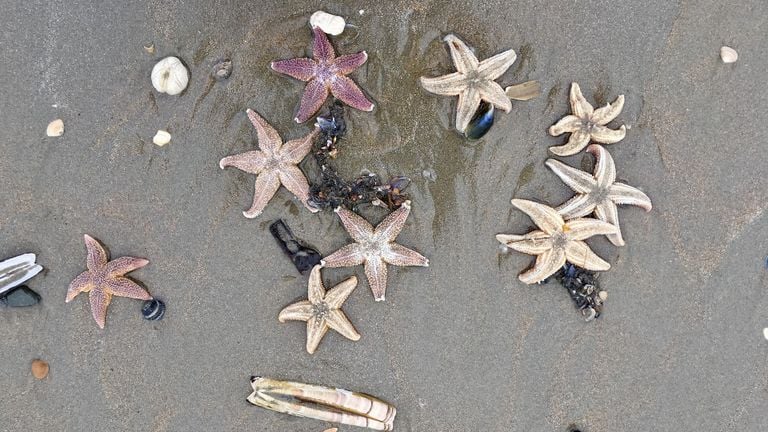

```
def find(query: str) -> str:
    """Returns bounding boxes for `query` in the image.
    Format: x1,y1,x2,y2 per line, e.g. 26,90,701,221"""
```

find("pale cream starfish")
546,144,652,246
219,109,320,218
321,201,429,301
419,34,517,132
278,265,359,354
496,199,618,284
548,82,626,156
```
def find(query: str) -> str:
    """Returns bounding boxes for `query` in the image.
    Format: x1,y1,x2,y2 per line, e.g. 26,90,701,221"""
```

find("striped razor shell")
247,377,396,431
0,253,43,296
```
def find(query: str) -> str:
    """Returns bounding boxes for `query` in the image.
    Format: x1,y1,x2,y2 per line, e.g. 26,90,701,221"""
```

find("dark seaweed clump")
307,101,409,211
554,264,607,322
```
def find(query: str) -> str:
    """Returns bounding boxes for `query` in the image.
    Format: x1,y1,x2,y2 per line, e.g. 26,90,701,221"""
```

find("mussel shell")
463,101,495,140
141,299,165,321
0,285,41,307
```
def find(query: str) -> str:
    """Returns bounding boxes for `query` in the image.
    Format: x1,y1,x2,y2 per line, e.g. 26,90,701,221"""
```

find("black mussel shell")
0,285,41,307
463,101,495,140
142,299,165,321
269,219,322,274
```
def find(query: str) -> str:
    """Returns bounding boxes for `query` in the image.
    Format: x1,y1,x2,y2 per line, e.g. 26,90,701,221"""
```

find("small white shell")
720,46,738,63
46,119,64,137
151,56,189,95
763,327,768,341
153,130,171,146
309,11,346,36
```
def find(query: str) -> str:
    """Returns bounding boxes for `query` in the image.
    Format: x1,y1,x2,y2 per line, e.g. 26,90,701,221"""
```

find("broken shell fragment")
247,376,396,431
309,10,346,36
720,46,738,63
31,359,49,379
46,119,64,137
143,43,155,55
153,130,171,146
505,80,542,101
212,59,232,80
0,253,43,297
151,56,189,95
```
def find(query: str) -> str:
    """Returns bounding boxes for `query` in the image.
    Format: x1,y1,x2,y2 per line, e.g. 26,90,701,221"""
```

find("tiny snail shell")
151,56,189,95
142,298,166,321
309,11,346,36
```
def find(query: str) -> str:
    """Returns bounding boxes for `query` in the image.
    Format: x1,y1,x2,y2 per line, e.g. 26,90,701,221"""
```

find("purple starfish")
271,27,374,123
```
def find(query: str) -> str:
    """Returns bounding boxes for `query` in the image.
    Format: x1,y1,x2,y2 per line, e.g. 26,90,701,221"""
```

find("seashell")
309,11,346,36
141,298,165,321
0,253,43,296
1,286,41,307
212,59,232,80
269,220,322,274
151,56,189,95
720,46,738,63
763,327,768,341
46,119,64,137
505,80,542,101
143,43,155,55
153,130,171,146
463,101,494,140
31,359,49,379
247,376,396,431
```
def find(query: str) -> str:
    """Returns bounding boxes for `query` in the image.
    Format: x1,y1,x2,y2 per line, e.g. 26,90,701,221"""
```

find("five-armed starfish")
271,27,374,123
496,199,618,284
278,265,360,354
220,109,320,218
321,201,429,301
419,34,517,132
66,235,152,329
546,144,652,246
548,82,626,156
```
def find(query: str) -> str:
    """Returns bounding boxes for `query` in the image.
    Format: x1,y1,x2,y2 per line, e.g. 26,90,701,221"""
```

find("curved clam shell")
0,253,43,296
247,377,396,431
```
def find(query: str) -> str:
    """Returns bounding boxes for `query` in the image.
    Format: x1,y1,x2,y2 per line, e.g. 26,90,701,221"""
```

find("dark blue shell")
463,102,495,140
142,299,166,321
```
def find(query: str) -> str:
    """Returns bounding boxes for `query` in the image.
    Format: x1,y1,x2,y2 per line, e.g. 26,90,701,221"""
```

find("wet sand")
1,1,767,430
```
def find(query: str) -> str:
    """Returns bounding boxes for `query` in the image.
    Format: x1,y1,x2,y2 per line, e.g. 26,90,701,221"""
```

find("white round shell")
309,11,346,36
720,46,738,63
46,119,64,137
153,130,171,146
151,56,189,95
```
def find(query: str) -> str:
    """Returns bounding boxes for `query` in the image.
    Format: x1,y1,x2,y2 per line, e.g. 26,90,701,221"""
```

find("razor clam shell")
248,377,396,431
505,80,542,101
0,254,43,296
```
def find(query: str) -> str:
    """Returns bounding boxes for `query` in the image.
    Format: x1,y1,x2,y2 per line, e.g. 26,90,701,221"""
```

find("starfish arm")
278,300,313,322
586,144,617,187
564,217,618,241
364,257,389,301
545,159,596,193
84,235,108,271
311,26,336,62
334,51,368,75
382,243,429,267
518,247,566,284
307,265,326,304
294,79,330,123
324,275,358,309
334,207,375,242
374,201,411,241
105,277,152,300
219,151,267,174
280,128,320,164
89,289,110,329
277,165,312,209
555,193,596,219
496,230,553,255
477,80,512,112
325,310,361,341
66,271,91,302
443,34,480,74
243,170,281,218
246,109,283,155
564,240,611,271
306,317,330,354
455,87,482,132
548,129,591,157
321,244,365,268
609,182,653,211
591,94,625,125
595,201,625,246
106,256,149,277
477,48,517,80
590,125,626,145
329,76,375,112
270,58,317,82
419,73,467,96
510,199,565,235
548,115,583,136
569,82,594,118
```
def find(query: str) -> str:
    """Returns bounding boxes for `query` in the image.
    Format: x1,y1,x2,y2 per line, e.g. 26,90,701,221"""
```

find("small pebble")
720,46,738,63
46,119,64,137
153,130,171,146
309,10,346,36
142,298,166,321
31,359,49,379
212,59,232,80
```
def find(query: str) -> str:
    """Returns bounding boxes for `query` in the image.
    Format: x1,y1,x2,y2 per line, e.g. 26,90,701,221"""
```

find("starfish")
419,34,517,133
546,144,652,246
496,199,618,284
271,26,374,123
66,235,151,329
278,265,360,354
321,201,429,301
219,109,320,218
548,82,626,156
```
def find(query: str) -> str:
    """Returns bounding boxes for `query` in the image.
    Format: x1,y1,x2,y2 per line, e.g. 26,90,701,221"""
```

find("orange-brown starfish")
66,235,151,329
